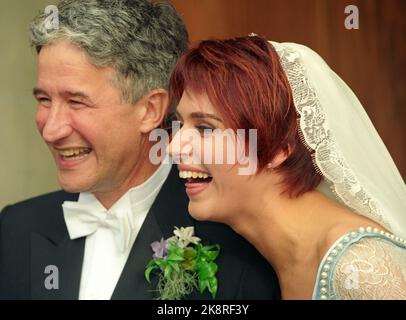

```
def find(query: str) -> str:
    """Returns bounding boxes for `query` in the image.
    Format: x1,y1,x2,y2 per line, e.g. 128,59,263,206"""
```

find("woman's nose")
167,126,196,164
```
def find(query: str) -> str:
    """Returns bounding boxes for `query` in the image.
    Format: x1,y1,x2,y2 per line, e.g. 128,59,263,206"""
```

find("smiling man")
33,41,156,208
0,0,280,300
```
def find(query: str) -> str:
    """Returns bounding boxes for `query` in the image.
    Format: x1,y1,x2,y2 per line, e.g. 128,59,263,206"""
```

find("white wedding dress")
269,40,406,300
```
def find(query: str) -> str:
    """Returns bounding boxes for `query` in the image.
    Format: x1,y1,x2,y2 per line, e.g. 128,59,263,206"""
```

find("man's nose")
40,106,73,143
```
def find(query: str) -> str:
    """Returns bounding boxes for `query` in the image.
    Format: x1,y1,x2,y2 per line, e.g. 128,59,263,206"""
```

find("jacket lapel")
110,208,162,299
30,234,85,299
30,192,85,300
111,167,194,299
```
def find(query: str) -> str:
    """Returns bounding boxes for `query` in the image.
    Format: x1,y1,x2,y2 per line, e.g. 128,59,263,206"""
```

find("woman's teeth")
179,171,211,179
59,148,92,160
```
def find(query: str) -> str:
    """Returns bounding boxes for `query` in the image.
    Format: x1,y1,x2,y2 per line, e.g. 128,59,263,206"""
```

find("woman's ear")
269,145,293,169
138,89,169,134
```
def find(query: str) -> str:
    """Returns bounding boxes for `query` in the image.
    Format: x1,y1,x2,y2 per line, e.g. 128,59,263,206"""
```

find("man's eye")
37,97,51,107
69,100,85,108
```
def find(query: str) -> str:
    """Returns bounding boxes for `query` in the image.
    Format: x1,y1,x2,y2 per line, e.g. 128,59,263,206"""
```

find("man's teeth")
179,171,211,179
59,148,91,159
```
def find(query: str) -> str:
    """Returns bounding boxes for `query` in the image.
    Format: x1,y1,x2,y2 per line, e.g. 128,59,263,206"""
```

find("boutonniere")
145,226,220,300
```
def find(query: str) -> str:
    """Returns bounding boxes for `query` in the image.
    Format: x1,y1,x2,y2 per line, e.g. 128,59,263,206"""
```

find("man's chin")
57,169,96,193
58,179,91,194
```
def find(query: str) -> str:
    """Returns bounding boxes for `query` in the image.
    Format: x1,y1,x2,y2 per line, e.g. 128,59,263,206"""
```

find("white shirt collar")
76,159,172,217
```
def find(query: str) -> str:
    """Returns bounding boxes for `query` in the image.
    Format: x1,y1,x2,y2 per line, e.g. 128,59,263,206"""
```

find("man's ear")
138,89,169,134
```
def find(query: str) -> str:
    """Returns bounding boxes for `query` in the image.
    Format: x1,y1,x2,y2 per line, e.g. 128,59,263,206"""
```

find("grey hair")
30,0,189,103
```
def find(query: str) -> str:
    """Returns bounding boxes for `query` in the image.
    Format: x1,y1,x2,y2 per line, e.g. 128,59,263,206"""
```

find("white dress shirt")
63,162,171,300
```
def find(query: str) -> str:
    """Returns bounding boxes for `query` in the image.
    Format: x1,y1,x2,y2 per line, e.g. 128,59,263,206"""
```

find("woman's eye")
195,124,214,134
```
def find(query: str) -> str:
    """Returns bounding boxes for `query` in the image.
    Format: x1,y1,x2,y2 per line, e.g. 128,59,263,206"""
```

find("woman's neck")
226,189,340,299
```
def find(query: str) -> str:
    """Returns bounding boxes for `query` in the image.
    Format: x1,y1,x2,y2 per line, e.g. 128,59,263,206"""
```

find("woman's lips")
185,180,211,197
177,165,213,197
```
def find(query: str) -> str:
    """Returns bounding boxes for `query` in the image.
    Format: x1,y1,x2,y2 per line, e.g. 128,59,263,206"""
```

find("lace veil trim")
271,42,390,230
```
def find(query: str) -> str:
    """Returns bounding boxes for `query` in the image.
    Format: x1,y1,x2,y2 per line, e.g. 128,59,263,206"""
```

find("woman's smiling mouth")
177,166,213,196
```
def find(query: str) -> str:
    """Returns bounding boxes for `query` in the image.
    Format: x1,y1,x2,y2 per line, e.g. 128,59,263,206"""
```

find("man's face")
35,41,145,194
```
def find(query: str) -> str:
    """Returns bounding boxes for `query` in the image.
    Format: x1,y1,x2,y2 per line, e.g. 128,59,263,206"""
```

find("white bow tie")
62,202,135,252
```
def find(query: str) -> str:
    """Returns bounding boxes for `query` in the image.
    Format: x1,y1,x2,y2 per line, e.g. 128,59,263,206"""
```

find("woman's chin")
188,201,215,222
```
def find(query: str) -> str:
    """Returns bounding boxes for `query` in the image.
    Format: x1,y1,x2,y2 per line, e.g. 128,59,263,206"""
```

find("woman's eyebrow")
189,112,223,122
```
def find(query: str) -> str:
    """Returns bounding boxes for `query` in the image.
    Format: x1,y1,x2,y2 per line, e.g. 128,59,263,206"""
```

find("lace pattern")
334,237,406,299
272,43,390,230
312,227,406,299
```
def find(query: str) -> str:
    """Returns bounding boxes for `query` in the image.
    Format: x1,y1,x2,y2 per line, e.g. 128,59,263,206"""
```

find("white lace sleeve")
333,237,406,299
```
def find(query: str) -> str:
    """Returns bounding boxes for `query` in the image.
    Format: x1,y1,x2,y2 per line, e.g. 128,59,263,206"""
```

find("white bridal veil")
270,41,406,239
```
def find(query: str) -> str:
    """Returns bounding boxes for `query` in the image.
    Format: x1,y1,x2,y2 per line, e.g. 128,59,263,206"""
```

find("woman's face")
168,89,258,222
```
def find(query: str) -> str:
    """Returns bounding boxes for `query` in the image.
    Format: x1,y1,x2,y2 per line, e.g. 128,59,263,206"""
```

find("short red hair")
169,36,322,197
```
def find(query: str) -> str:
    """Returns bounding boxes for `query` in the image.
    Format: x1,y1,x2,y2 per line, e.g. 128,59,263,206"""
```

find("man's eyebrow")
33,87,47,96
62,90,93,101
190,112,223,122
32,88,94,104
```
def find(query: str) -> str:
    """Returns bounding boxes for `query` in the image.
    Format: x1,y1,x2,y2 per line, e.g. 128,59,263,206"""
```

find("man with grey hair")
0,0,280,299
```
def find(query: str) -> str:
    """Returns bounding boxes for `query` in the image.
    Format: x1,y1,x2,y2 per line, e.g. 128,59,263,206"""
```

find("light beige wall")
0,0,59,210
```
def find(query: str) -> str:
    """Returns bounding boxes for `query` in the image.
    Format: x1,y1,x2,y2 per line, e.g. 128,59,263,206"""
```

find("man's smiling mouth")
58,147,92,161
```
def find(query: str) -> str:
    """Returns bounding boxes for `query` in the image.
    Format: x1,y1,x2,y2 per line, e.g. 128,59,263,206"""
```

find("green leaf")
201,244,219,251
171,261,180,273
145,259,157,269
145,265,159,283
167,252,185,262
198,279,208,294
208,276,218,299
196,261,217,280
200,245,220,261
154,258,167,269
204,250,219,261
164,264,172,279
168,260,181,273
168,244,184,255
209,262,218,274
166,244,185,262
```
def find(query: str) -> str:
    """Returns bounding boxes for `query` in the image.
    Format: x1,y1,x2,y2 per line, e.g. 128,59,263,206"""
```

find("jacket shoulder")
0,190,78,230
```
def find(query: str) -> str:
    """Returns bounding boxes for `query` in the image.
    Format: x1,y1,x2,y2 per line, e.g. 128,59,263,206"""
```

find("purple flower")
151,238,169,260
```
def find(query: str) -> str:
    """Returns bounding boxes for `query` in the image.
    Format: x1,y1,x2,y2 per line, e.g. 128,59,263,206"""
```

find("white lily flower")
173,226,201,248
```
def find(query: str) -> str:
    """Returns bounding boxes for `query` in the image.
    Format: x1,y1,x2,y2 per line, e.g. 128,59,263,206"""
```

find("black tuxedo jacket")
0,167,280,299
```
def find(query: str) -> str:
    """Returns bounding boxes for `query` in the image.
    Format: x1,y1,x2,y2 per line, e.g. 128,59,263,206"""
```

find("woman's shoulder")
313,226,406,300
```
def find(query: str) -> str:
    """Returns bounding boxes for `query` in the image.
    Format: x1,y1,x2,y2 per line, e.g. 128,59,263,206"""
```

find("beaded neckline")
312,226,406,300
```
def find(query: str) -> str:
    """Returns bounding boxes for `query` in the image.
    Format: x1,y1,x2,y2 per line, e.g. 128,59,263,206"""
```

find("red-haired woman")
167,36,406,299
